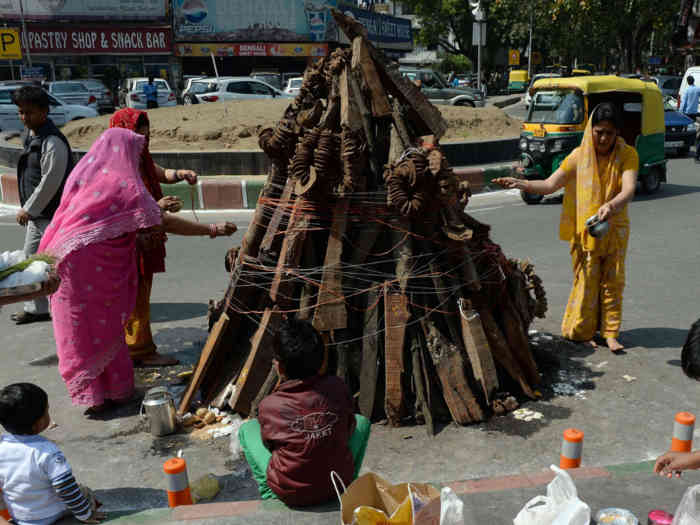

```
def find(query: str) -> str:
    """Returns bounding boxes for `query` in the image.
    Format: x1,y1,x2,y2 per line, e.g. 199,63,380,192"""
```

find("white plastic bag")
672,484,700,525
440,487,464,525
513,465,590,525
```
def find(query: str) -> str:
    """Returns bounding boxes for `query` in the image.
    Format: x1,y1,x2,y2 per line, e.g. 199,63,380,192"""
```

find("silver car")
80,79,114,114
0,87,97,131
188,77,291,103
45,81,97,110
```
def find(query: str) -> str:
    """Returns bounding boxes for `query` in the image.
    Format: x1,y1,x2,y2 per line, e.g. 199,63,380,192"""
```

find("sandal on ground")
83,401,114,416
133,352,179,367
13,312,51,325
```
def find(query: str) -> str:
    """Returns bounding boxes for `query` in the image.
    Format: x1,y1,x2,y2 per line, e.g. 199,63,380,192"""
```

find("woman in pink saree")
39,128,162,413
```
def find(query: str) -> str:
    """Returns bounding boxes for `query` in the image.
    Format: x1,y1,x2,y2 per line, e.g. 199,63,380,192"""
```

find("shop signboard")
335,4,412,51
0,0,166,21
175,42,329,57
0,28,21,59
22,26,172,54
174,0,338,42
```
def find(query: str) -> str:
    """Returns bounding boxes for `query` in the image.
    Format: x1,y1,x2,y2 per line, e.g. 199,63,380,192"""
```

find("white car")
187,77,292,103
0,87,98,132
123,77,176,109
284,77,303,96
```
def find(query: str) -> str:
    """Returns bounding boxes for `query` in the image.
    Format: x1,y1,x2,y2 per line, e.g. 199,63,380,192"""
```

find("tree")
401,0,476,59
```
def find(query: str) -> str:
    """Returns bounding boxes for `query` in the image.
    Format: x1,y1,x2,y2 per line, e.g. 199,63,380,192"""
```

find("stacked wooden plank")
180,10,548,432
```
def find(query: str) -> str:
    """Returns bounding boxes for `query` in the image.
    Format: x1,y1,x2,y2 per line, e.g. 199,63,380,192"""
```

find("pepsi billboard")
174,0,339,42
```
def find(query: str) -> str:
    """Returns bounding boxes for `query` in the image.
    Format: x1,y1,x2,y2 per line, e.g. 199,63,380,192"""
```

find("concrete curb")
1,166,516,210
108,461,655,523
491,96,523,109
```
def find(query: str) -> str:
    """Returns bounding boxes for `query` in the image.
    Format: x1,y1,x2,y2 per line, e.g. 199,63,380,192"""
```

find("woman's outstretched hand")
597,202,614,221
157,196,183,213
493,177,527,191
215,222,237,237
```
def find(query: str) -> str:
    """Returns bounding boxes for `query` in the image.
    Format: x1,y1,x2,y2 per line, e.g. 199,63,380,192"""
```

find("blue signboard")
336,4,412,50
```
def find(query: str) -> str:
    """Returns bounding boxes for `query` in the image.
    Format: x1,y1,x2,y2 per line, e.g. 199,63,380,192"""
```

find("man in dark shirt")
12,86,72,325
238,317,370,507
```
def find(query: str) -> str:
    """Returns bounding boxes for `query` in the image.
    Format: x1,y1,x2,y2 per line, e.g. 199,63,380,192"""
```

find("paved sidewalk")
85,461,698,524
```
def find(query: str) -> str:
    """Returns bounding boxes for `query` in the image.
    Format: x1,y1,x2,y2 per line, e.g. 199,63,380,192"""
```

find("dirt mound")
51,100,520,152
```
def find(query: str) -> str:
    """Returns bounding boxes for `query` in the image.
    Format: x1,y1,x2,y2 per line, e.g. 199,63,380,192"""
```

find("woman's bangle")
209,223,218,238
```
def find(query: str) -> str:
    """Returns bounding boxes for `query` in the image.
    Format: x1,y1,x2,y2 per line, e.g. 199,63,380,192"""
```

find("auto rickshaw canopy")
509,70,530,83
529,75,664,136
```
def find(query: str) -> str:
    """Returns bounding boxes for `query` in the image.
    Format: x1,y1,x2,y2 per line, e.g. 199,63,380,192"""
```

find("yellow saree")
558,115,638,341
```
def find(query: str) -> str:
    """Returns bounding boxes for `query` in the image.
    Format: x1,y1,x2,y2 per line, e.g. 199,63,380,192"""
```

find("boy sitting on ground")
655,319,700,477
238,317,371,507
0,383,105,524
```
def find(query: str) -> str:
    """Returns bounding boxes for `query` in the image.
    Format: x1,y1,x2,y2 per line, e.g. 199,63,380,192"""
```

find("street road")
504,99,528,121
1,156,700,518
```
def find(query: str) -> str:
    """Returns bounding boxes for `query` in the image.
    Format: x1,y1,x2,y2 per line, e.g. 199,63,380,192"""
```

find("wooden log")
331,8,447,139
421,319,484,424
313,199,350,332
259,178,296,257
391,98,412,150
178,313,230,414
358,288,382,420
250,365,278,418
410,330,434,435
384,287,411,426
479,308,536,399
340,66,363,132
348,69,382,179
458,299,499,406
351,36,392,118
501,300,540,386
229,308,282,416
269,198,313,307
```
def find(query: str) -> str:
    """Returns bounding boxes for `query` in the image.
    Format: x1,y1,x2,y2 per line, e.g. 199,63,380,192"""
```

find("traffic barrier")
0,487,10,519
163,457,193,507
559,428,584,469
671,412,696,452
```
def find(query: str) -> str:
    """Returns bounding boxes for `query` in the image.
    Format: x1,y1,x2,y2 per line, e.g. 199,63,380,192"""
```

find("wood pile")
180,10,548,434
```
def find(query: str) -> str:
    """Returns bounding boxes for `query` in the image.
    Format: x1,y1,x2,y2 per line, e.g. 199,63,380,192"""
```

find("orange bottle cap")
163,458,186,475
676,412,696,425
563,428,584,442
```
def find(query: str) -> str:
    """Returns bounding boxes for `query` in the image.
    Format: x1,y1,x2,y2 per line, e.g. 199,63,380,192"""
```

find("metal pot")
141,386,178,437
586,214,610,238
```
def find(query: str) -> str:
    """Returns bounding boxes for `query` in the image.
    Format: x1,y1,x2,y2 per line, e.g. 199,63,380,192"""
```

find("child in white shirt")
0,383,104,524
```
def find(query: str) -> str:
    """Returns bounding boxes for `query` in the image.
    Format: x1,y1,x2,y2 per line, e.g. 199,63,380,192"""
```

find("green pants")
238,414,371,501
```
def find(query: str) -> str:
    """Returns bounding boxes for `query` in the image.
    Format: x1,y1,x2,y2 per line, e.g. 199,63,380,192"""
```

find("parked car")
0,86,97,131
663,95,696,156
654,75,682,98
282,72,304,86
186,77,291,103
45,81,97,109
250,71,282,90
80,78,114,114
122,77,176,109
398,68,485,107
180,76,205,104
284,77,303,96
525,73,562,110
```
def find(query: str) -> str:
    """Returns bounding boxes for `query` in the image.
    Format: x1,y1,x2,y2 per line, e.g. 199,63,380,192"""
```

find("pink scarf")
39,128,162,264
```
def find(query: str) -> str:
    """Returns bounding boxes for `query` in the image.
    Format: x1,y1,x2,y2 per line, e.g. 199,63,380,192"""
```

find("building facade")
1,0,175,85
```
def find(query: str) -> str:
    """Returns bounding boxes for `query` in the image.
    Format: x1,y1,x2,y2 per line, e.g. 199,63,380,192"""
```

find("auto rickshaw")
570,69,592,77
517,76,667,204
508,70,530,93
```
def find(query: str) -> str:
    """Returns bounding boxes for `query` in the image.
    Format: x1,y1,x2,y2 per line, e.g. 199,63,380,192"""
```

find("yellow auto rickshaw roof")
530,75,664,135
509,70,529,80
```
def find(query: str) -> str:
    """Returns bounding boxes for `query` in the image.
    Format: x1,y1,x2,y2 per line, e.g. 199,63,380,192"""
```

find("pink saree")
39,128,162,407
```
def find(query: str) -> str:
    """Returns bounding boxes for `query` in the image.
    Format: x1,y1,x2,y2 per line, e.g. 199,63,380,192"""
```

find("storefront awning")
175,42,329,58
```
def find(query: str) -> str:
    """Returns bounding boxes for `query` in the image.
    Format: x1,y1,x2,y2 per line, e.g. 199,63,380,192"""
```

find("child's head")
273,317,325,380
0,383,50,435
682,319,700,381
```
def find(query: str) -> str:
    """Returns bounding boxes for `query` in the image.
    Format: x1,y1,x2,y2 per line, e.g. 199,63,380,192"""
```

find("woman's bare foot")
606,337,624,352
583,340,598,348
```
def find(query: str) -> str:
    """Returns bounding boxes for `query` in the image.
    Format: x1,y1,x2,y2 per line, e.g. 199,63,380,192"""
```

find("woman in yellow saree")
496,103,638,351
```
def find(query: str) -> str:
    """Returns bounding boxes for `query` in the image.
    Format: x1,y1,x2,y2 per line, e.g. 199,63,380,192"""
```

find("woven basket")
0,271,60,307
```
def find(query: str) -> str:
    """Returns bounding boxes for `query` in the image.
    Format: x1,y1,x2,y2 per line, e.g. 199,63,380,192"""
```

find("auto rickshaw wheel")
520,190,544,204
641,167,662,194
